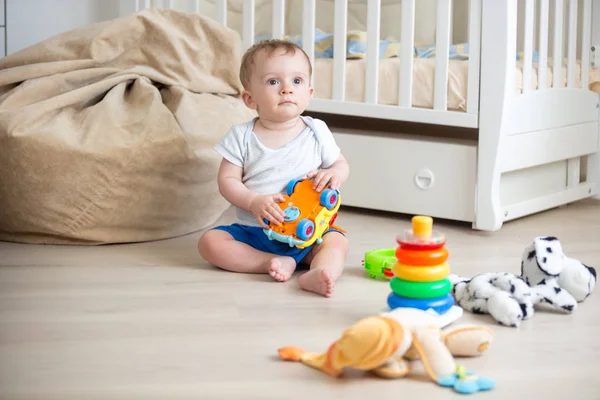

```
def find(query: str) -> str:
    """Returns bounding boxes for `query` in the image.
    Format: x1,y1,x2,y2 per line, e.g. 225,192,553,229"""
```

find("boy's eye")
293,78,302,84
268,79,278,85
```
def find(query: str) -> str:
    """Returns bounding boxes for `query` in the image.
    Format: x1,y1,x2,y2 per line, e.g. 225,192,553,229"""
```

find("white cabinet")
332,128,478,223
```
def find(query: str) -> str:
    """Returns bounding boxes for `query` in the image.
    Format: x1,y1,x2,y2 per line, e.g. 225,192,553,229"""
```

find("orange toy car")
263,178,342,249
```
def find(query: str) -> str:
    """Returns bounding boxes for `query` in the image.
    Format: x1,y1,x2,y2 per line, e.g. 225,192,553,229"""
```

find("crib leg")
589,151,600,200
473,135,503,232
473,0,518,231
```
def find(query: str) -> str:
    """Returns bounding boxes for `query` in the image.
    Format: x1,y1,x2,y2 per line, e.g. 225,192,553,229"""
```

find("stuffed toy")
449,236,596,327
277,308,496,395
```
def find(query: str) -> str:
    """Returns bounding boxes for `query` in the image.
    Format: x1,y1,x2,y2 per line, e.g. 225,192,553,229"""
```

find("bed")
118,0,600,231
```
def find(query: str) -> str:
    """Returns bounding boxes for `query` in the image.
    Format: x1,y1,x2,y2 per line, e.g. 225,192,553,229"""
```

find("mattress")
312,57,600,112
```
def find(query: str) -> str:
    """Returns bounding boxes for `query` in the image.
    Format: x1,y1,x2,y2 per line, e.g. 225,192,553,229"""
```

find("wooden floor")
1,200,599,399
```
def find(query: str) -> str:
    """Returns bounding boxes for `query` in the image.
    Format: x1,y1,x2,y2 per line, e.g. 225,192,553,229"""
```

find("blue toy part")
286,178,303,196
386,292,455,314
319,188,339,210
296,219,315,241
438,366,496,395
263,228,306,247
283,206,301,223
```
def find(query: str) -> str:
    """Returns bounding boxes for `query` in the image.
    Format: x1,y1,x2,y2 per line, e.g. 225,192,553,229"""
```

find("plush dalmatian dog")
521,236,596,302
449,236,596,328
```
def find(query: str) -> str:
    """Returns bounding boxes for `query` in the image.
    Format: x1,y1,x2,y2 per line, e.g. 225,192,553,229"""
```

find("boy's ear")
309,87,314,97
242,90,257,110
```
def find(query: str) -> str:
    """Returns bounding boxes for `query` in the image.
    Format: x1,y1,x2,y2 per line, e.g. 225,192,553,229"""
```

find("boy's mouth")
279,100,296,105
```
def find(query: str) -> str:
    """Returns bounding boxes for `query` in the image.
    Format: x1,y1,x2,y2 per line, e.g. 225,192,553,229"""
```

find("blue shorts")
212,223,344,265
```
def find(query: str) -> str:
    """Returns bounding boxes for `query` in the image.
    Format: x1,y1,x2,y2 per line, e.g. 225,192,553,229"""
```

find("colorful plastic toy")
362,248,396,279
263,178,342,249
387,215,455,315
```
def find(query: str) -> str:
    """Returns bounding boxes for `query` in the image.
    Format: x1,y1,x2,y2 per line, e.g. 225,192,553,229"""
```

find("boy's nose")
280,86,293,95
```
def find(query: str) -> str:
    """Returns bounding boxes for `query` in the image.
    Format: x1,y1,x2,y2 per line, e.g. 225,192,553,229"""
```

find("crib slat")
217,0,227,26
399,0,415,108
538,0,549,90
522,0,535,94
365,0,381,104
467,0,481,114
120,0,140,14
189,0,200,13
165,0,173,8
581,0,592,90
302,0,316,86
243,0,255,50
567,0,578,88
144,0,151,9
272,0,285,40
552,0,563,88
434,0,451,110
333,0,348,102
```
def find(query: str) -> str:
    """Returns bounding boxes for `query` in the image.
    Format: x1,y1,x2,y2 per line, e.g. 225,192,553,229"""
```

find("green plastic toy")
362,248,396,279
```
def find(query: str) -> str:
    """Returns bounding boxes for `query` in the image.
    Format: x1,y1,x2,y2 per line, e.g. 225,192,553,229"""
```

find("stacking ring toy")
387,292,455,314
390,277,452,299
396,216,446,251
392,262,450,282
395,247,449,266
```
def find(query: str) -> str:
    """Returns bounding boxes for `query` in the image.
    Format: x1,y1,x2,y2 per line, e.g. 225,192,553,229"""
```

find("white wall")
5,0,120,55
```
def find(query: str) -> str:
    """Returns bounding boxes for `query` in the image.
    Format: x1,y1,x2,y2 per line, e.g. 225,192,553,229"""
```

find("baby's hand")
250,194,286,228
307,169,340,192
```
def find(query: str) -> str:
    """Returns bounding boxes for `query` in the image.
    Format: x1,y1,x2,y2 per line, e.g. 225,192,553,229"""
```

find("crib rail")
119,0,482,127
521,0,594,94
119,0,598,130
504,0,597,136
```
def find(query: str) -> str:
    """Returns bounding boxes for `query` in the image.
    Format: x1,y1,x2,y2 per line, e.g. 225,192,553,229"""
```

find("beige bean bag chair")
0,8,256,245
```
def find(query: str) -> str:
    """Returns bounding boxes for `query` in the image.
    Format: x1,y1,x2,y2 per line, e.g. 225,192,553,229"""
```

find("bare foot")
268,257,297,282
298,269,335,297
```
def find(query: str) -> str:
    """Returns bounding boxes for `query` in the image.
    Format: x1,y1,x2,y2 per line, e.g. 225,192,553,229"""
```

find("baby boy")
198,39,350,297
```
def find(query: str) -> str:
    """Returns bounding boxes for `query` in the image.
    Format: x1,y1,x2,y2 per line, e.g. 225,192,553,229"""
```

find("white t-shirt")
214,116,341,227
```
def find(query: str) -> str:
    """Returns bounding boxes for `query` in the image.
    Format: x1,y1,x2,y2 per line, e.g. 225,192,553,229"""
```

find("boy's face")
242,48,313,123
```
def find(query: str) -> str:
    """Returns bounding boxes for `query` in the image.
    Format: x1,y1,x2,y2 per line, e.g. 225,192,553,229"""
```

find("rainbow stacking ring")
395,247,449,266
387,292,455,314
396,216,446,251
390,277,453,299
393,262,451,282
396,237,446,251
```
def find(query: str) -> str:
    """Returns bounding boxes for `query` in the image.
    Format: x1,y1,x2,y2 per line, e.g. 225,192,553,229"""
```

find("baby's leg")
298,231,348,297
198,229,297,281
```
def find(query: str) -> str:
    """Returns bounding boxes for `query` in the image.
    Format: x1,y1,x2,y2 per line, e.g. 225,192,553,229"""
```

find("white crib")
120,0,600,231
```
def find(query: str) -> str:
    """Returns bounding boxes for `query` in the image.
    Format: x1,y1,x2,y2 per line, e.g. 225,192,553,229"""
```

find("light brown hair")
239,39,312,89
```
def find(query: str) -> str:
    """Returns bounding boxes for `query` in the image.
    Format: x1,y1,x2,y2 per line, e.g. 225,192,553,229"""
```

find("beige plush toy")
278,308,496,395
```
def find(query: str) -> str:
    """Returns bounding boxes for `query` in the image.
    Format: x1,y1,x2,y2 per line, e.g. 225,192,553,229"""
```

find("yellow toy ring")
393,262,450,282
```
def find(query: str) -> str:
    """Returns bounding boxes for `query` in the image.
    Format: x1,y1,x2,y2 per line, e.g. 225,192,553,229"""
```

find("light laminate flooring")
1,200,599,399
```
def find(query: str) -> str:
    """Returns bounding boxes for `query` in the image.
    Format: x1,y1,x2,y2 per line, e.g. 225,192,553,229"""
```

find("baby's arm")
308,154,350,192
217,158,285,228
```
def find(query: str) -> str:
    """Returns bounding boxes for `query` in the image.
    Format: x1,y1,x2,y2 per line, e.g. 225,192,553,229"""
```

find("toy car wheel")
296,219,315,240
286,178,303,196
320,189,338,210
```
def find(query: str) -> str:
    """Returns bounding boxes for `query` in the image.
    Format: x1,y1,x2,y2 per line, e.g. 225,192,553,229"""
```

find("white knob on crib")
415,168,435,190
